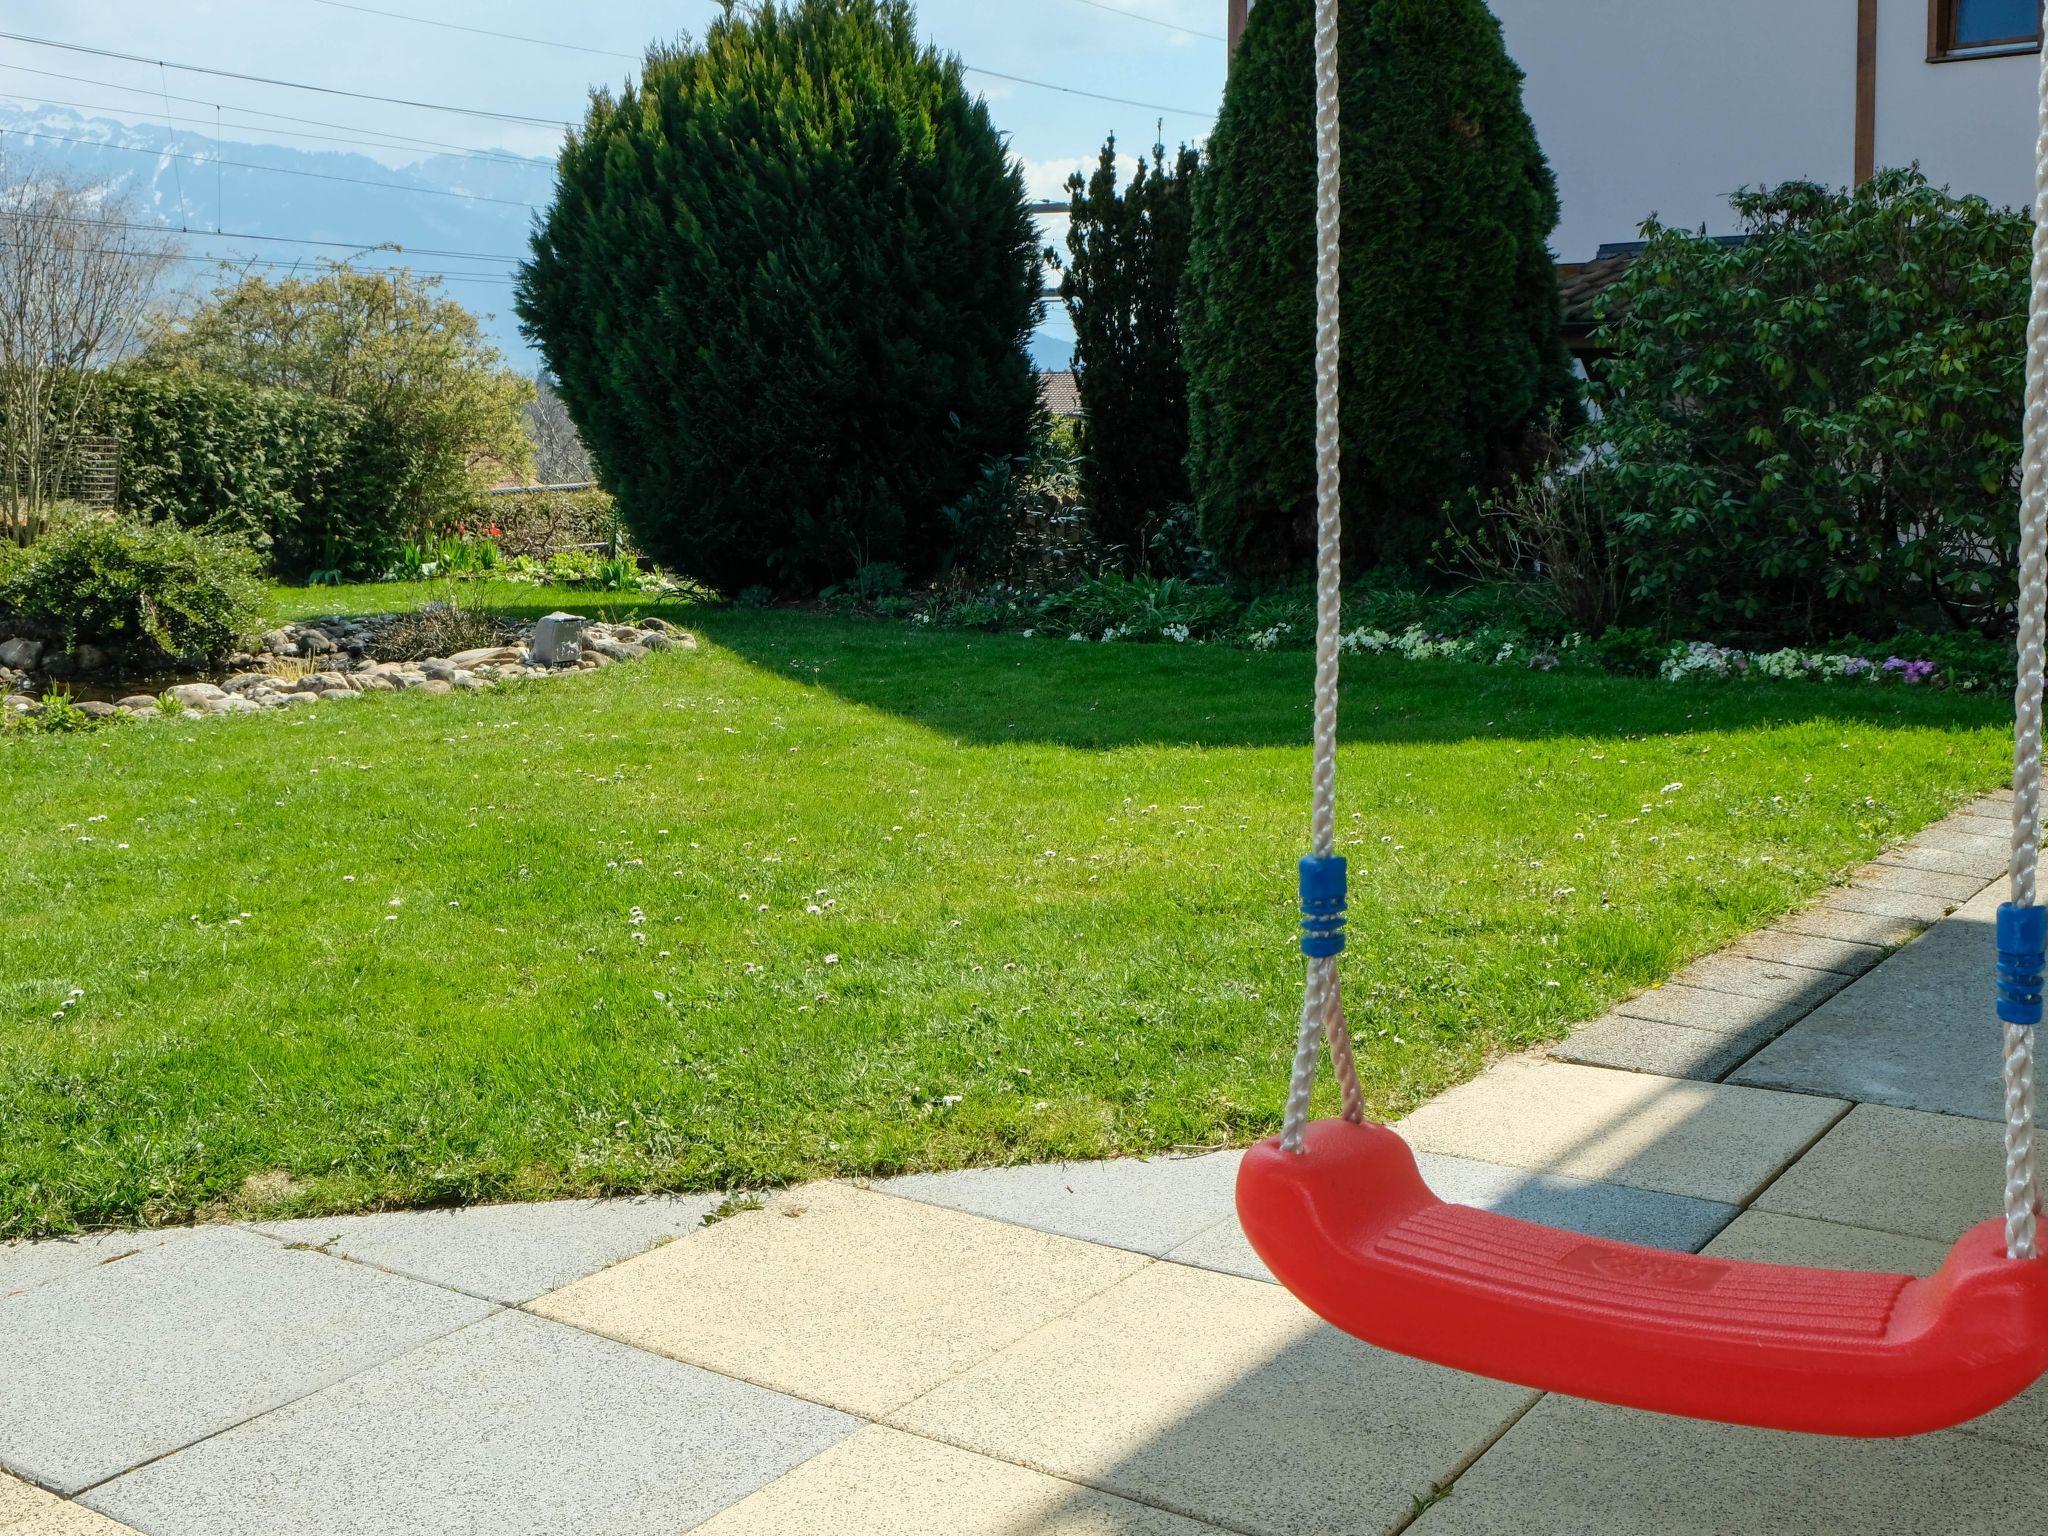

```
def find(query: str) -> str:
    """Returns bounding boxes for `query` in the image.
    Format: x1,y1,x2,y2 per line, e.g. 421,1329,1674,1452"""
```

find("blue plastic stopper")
1998,903,2047,1026
1299,855,1347,958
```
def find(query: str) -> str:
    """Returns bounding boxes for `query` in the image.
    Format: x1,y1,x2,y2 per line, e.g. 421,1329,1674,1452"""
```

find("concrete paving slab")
1877,840,2006,878
1751,1103,2003,1243
890,1260,1535,1536
1944,813,2015,840
1165,1151,1731,1281
1548,1014,1775,1081
690,1425,1228,1536
0,1229,191,1301
529,1182,1146,1418
1667,951,1852,1006
0,1227,493,1494
1823,886,1955,924
1406,1397,2048,1536
1610,982,1806,1036
1852,861,1990,901
1725,926,1889,976
1394,1058,1845,1203
875,1150,1240,1257
1772,903,1925,949
1915,824,2008,859
1731,886,2005,1118
255,1192,722,1304
1,1475,140,1535
87,1309,854,1536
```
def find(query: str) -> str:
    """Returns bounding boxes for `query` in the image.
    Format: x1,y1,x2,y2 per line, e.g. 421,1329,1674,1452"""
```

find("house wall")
1480,0,2037,260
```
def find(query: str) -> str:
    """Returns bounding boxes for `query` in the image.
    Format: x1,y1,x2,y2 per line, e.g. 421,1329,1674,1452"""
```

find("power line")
300,0,640,62
1062,0,1226,43
38,210,526,263
68,244,521,284
960,64,1214,122
0,126,543,209
0,31,573,128
0,62,556,166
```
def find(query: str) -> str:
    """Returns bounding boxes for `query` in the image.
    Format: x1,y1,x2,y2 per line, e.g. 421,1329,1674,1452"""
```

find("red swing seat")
1237,1118,2048,1438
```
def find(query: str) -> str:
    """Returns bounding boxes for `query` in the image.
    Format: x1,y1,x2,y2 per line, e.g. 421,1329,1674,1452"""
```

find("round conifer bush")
517,0,1042,595
1182,0,1579,579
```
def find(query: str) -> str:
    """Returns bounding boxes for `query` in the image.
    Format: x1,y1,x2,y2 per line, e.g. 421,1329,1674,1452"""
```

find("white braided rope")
2005,37,2048,1262
1281,0,1363,1153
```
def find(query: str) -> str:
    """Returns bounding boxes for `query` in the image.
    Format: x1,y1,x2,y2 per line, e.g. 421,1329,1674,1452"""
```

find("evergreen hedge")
518,0,1043,596
97,373,409,579
1183,0,1578,579
1059,138,1200,571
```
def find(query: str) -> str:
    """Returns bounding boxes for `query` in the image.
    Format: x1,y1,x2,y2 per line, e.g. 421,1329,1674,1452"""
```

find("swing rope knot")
1299,855,1348,957
1998,904,2047,1027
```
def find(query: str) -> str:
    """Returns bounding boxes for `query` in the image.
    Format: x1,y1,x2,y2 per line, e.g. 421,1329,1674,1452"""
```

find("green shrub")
95,372,409,579
942,439,1095,586
1591,170,2026,640
468,487,621,560
0,519,265,664
1590,627,1667,678
519,0,1042,596
1058,137,1201,568
1183,0,1577,580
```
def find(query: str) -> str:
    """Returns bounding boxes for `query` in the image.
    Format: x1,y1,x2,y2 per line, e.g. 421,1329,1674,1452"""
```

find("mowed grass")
0,582,2011,1236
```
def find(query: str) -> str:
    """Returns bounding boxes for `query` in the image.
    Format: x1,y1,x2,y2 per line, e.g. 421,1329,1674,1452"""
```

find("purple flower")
1841,657,1874,677
1903,659,1937,684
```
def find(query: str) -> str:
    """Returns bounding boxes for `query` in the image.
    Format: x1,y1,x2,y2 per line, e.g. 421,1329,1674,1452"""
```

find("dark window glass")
1953,0,2041,46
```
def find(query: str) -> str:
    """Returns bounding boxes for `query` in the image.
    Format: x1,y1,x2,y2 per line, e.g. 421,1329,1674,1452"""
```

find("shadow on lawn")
689,608,2007,753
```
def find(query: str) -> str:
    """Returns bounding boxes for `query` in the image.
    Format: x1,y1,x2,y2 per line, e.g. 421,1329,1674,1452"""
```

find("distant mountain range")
0,102,1075,371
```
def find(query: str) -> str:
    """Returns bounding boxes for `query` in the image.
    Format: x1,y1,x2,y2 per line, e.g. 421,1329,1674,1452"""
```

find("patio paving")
5,793,2047,1534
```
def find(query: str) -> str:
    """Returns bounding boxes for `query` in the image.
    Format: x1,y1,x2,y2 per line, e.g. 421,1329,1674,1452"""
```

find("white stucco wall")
1482,0,2038,261
1873,0,2037,208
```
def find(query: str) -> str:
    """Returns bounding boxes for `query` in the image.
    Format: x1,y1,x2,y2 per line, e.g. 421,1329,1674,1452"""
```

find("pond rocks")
77,701,120,720
0,638,44,670
163,682,227,709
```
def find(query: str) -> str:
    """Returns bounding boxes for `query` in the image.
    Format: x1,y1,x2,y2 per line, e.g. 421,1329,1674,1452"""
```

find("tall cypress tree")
1183,0,1577,580
517,0,1042,595
1059,137,1200,571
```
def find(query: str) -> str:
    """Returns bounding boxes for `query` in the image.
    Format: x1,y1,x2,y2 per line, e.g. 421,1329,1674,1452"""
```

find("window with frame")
1931,0,2043,58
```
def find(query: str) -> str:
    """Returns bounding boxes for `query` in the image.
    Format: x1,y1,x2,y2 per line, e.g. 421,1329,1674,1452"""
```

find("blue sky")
2,1,1229,358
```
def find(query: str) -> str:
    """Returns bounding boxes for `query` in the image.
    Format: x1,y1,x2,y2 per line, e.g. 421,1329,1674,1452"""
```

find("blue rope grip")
1299,855,1347,958
1998,903,2047,1027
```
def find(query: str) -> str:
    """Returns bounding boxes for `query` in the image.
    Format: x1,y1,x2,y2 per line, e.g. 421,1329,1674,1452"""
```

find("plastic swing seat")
1237,1119,2048,1438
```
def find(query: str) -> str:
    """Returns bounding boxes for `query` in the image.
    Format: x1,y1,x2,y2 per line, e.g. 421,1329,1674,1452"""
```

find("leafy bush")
1183,0,1577,579
942,438,1095,586
469,486,622,560
0,518,265,663
1057,137,1200,568
1448,448,1630,635
95,372,409,579
519,0,1042,596
1591,170,2027,639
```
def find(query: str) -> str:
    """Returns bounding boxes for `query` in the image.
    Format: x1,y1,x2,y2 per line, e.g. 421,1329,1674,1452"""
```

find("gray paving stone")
1915,824,2009,858
1771,903,1925,950
1549,1015,1776,1082
1396,1058,1845,1204
1726,926,1889,976
1877,840,2006,878
87,1310,855,1536
1852,861,1991,901
1945,813,2015,841
1731,886,2006,1118
0,1227,493,1494
1610,982,1807,1036
255,1192,723,1304
1165,1150,1731,1282
0,1228,191,1300
1407,1396,2048,1535
1667,951,1852,1007
1823,886,1956,924
876,1150,1240,1257
1752,1103,2003,1244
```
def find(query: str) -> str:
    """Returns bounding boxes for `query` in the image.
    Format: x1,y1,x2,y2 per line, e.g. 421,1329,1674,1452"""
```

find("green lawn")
0,581,2011,1237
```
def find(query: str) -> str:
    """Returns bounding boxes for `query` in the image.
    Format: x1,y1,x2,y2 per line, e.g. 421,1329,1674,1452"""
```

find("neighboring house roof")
1038,370,1082,417
1558,253,1634,339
